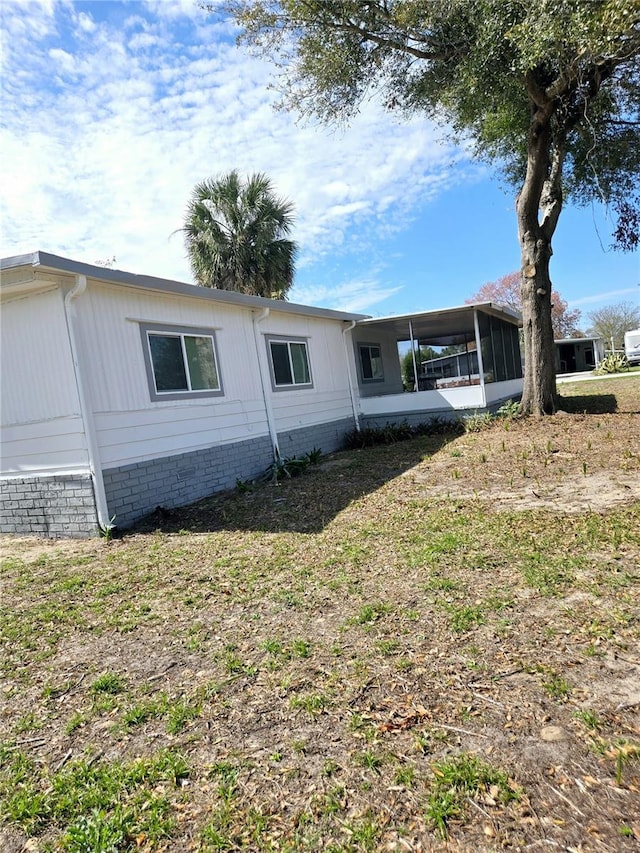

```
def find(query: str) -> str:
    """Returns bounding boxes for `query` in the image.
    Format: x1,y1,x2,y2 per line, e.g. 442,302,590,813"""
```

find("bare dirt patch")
1,377,639,852
406,410,640,512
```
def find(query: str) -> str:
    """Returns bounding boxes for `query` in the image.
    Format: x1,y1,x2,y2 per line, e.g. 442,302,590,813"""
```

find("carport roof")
356,303,522,347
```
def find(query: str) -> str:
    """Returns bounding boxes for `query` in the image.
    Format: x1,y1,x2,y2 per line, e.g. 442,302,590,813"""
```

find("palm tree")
182,170,297,299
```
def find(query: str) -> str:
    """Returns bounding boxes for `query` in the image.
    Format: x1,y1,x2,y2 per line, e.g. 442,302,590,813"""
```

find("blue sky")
1,0,638,322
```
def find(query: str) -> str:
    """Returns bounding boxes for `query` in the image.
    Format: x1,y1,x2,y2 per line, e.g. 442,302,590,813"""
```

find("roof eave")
0,251,367,323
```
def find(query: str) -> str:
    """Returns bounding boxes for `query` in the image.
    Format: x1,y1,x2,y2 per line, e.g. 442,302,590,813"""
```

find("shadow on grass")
128,432,458,537
557,393,618,414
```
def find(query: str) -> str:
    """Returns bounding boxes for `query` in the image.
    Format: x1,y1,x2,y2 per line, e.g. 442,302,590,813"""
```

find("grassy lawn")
1,376,639,851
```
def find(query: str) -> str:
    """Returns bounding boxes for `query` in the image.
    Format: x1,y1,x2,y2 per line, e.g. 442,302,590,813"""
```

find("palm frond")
181,170,297,297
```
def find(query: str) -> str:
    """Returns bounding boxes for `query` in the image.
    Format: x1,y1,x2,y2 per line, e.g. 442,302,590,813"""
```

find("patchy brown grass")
1,376,639,852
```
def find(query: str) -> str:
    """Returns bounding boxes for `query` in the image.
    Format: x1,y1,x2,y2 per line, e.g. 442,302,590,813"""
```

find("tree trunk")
518,235,557,414
517,102,560,416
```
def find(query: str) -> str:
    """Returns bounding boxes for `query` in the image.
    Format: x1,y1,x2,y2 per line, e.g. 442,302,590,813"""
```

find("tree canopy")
467,271,582,338
587,301,640,350
183,170,297,298
223,0,640,413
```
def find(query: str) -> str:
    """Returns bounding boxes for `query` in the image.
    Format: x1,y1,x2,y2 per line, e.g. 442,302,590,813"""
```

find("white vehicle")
624,328,640,366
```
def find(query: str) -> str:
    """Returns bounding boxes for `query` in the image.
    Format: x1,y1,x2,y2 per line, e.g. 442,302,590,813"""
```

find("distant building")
554,337,605,374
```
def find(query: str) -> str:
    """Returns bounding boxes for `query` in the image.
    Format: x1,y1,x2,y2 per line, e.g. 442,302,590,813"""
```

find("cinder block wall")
277,417,354,459
102,434,275,529
2,416,356,538
0,474,99,538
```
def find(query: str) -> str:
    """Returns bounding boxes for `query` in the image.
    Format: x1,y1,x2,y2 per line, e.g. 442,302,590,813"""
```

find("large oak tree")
219,0,640,413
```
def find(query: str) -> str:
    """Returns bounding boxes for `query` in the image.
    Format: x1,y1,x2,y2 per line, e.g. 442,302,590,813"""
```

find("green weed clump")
426,753,519,839
89,672,127,695
0,746,189,845
257,447,324,483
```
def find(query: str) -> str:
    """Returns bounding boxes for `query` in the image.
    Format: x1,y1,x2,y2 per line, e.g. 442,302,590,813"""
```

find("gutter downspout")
252,307,280,460
342,320,360,431
63,275,111,531
473,309,487,408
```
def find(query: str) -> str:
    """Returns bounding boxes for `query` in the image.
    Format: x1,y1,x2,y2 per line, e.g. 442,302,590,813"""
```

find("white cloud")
0,0,59,46
1,1,469,307
75,11,96,33
569,288,639,307
48,47,76,73
293,278,404,314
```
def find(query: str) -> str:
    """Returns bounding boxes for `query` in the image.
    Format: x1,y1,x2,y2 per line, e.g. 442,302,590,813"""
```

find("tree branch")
540,133,566,241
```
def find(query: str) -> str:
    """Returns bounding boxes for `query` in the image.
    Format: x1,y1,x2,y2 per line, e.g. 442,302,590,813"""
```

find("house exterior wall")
484,378,524,405
73,279,356,531
102,434,275,528
555,339,602,373
74,283,356,470
0,286,98,536
277,417,355,459
103,417,355,530
360,385,486,422
0,474,98,538
74,283,271,469
359,378,523,429
257,312,357,432
0,287,89,474
0,268,360,537
350,327,404,397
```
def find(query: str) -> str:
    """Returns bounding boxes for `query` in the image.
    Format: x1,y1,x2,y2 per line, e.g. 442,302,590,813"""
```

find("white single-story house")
1,252,523,537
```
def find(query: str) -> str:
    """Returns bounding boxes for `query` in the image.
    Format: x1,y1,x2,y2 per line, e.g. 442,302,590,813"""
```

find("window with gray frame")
267,337,312,388
358,343,384,382
140,323,223,401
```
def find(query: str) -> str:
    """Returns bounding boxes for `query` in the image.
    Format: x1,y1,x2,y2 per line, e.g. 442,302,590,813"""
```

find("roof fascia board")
0,251,367,324
356,301,522,327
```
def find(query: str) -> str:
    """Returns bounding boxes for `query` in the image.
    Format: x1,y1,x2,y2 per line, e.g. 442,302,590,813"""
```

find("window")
140,323,223,401
359,344,384,382
267,337,312,388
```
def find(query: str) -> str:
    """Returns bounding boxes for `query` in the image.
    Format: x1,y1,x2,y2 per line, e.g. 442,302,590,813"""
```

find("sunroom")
351,303,523,427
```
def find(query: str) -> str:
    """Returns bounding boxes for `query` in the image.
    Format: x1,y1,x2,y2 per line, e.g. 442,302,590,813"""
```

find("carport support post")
473,310,487,407
409,319,419,392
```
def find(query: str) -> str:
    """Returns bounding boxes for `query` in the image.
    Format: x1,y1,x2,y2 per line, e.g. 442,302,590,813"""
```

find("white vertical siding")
74,283,355,469
76,283,272,468
1,288,80,423
0,288,89,473
258,313,355,433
